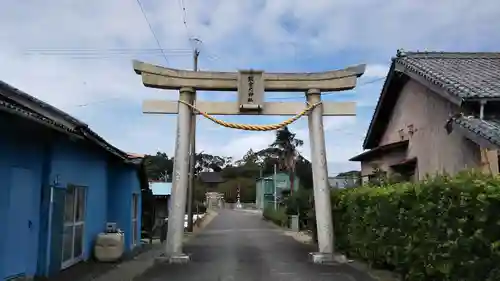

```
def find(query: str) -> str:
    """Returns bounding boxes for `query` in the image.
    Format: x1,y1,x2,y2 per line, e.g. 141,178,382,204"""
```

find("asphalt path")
134,209,375,281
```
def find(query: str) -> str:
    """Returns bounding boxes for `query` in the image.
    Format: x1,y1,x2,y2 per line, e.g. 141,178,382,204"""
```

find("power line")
178,0,193,42
22,48,191,53
21,49,193,60
135,0,169,65
74,97,123,107
179,0,189,32
22,48,193,60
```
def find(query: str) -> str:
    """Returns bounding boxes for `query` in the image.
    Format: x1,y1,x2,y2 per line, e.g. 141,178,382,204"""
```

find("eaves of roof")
449,115,500,149
362,50,500,150
0,99,82,138
0,80,138,165
349,140,409,162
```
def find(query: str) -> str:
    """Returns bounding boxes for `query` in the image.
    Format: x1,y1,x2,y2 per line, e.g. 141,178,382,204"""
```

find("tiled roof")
0,80,135,164
362,50,500,150
451,116,500,148
0,80,87,127
127,152,146,159
0,99,78,135
349,140,408,162
395,51,500,99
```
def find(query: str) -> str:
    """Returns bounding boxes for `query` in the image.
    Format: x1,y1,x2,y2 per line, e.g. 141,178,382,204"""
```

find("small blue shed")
149,182,172,228
150,181,172,196
255,172,300,210
0,81,145,280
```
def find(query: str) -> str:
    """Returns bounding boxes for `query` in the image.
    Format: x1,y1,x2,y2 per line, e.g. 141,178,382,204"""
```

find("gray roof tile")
396,51,500,99
0,80,137,163
362,51,500,150
452,116,500,148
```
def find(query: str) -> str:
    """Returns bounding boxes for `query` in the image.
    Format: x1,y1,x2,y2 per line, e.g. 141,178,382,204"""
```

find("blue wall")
0,118,45,279
49,137,109,266
107,162,142,250
0,114,142,279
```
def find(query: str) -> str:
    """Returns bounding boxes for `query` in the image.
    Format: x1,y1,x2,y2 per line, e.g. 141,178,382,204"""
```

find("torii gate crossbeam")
133,60,366,264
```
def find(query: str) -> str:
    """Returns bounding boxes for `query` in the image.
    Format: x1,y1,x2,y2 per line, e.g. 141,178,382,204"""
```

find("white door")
132,194,139,247
61,185,86,269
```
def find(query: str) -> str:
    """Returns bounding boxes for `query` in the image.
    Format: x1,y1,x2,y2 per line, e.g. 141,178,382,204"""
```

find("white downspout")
480,100,486,120
479,100,493,174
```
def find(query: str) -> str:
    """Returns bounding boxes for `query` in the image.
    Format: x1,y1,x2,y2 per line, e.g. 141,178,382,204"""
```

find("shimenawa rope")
178,100,321,131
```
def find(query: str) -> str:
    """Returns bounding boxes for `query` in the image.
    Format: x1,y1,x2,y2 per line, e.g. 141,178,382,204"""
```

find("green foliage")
260,126,304,193
217,177,256,203
283,189,310,218
143,152,174,181
336,170,362,186
263,205,288,227
331,171,500,281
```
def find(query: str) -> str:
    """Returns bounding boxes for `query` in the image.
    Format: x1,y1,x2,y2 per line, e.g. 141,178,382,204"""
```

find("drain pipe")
480,100,486,120
479,100,493,174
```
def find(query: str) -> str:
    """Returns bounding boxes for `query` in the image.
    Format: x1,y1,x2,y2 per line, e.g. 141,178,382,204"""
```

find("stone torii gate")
133,60,366,263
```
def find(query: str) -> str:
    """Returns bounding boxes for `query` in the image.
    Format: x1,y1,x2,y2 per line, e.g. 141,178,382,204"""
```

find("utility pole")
273,163,277,211
186,48,200,232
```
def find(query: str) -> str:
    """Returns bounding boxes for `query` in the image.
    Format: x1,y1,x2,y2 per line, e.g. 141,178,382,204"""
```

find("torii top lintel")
133,60,366,92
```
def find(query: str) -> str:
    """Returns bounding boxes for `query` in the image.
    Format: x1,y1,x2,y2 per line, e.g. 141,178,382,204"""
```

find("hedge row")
331,172,500,281
263,205,288,227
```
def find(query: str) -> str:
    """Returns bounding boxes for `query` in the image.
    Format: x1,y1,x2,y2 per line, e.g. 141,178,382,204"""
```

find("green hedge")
331,172,500,281
263,205,288,227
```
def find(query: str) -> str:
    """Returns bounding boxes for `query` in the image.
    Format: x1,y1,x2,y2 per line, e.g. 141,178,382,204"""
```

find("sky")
1,0,499,176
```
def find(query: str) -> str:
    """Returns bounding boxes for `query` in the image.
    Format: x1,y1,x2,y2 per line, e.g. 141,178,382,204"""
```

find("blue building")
0,81,145,280
255,172,300,210
149,182,172,232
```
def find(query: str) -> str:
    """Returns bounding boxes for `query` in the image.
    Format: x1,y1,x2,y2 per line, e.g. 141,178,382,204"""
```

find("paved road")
134,209,375,281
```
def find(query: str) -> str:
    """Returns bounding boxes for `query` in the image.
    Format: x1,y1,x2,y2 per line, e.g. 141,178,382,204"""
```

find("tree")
195,152,232,173
259,126,303,195
143,152,173,181
294,155,313,189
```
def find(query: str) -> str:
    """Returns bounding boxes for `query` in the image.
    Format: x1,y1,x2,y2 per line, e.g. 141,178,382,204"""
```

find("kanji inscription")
237,70,264,111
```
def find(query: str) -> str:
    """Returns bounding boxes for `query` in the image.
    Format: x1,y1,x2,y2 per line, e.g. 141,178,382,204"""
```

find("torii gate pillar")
164,87,194,261
307,89,334,259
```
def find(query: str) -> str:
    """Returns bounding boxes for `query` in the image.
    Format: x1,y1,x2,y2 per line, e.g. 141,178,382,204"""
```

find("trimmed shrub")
263,205,288,227
331,171,500,281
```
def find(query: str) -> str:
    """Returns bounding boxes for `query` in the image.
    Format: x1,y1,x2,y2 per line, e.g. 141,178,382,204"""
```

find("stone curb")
183,210,218,243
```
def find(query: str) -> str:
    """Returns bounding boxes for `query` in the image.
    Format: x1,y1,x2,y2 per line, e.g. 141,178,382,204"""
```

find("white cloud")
1,0,499,175
364,64,390,79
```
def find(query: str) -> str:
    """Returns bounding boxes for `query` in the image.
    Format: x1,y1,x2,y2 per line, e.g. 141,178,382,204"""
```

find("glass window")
64,186,75,223
62,225,74,262
74,225,84,257
75,187,85,222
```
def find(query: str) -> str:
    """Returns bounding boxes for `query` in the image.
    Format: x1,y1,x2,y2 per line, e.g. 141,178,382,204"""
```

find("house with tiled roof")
0,80,146,279
350,50,500,182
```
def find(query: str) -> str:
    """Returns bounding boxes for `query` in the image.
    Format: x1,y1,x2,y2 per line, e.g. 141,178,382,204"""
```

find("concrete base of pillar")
155,253,191,264
308,252,351,264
